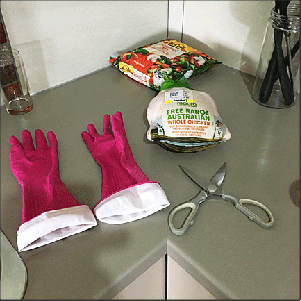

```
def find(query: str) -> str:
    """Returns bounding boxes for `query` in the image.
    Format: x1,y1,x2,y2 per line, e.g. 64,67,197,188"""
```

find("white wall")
1,1,168,97
178,1,274,76
1,0,274,106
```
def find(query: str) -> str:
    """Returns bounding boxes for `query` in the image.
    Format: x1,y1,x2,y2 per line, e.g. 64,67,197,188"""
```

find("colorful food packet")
146,79,231,153
110,38,221,91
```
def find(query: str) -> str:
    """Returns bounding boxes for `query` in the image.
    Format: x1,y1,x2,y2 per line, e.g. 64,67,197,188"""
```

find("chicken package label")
147,87,231,152
163,90,219,139
110,39,220,91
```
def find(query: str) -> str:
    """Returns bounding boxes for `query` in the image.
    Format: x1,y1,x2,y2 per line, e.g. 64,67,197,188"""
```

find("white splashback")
1,1,168,96
179,1,274,76
1,0,274,107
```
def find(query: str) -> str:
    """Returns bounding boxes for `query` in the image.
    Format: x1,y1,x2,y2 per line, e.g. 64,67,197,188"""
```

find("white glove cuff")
93,182,170,224
17,205,97,252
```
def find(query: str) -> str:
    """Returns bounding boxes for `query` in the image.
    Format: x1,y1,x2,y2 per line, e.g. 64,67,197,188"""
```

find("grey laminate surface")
1,64,299,299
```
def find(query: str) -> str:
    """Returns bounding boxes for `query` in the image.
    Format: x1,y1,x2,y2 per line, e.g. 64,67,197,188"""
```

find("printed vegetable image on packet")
146,86,231,153
110,38,221,91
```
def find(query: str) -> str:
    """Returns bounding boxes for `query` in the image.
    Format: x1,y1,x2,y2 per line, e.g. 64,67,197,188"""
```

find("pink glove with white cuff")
10,129,97,252
81,111,170,224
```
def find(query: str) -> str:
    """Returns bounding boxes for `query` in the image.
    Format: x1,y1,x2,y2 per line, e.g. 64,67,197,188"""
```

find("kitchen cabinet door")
113,256,165,299
167,255,216,300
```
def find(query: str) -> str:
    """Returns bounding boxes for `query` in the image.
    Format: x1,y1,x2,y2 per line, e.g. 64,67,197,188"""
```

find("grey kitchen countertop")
1,64,299,299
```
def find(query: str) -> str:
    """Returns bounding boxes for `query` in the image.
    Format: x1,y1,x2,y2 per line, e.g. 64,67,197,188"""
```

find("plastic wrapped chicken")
146,79,231,153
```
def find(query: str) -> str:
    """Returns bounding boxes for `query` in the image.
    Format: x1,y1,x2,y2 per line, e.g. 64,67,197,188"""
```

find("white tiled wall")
1,0,274,106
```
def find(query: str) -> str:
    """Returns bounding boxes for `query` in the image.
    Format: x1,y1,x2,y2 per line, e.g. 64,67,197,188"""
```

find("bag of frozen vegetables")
110,38,221,91
146,78,231,153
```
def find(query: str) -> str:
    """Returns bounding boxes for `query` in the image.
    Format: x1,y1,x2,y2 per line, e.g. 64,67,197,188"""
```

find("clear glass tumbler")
252,1,300,109
0,46,33,115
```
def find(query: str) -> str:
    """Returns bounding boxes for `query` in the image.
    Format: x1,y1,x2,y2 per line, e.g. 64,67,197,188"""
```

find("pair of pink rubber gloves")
10,111,169,252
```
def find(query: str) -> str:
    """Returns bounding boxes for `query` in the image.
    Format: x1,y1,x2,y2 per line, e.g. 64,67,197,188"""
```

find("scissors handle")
168,191,206,235
225,195,275,229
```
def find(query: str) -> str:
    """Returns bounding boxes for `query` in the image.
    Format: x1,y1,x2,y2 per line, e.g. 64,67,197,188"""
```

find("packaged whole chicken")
146,80,231,153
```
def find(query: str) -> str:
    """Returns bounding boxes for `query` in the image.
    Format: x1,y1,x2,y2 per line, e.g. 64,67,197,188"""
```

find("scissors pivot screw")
207,184,218,193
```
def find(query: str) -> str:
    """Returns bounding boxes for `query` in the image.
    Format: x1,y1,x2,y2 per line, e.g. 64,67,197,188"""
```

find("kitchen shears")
168,162,275,235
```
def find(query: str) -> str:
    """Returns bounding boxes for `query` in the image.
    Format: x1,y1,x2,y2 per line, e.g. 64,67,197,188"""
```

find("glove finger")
81,130,94,147
22,130,35,152
111,111,127,138
47,131,58,157
9,135,22,147
87,123,99,139
9,135,26,161
35,129,48,150
114,111,123,120
111,111,131,154
103,114,111,135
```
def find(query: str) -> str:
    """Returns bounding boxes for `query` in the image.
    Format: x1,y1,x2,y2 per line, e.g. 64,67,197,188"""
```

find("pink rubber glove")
81,111,169,224
10,129,97,252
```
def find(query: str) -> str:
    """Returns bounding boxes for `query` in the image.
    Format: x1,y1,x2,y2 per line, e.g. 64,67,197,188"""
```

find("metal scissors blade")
179,162,227,194
209,162,227,187
179,165,207,190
